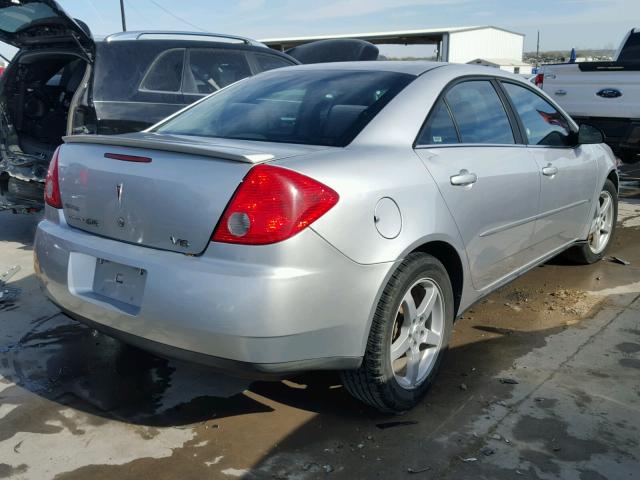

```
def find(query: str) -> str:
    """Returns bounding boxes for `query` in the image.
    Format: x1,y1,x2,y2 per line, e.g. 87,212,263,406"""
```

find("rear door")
500,81,597,256
414,79,540,291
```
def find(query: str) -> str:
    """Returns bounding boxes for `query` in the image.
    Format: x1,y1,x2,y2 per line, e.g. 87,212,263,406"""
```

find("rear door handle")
542,165,558,177
555,89,567,96
450,169,478,186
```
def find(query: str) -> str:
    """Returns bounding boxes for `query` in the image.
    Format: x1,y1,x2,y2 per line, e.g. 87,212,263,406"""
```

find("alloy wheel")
390,278,444,390
588,190,614,254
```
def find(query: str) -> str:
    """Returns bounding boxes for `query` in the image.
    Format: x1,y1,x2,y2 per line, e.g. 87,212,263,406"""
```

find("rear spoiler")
63,134,274,164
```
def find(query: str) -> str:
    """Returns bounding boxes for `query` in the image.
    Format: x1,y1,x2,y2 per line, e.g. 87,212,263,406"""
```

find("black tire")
564,179,618,265
341,252,454,413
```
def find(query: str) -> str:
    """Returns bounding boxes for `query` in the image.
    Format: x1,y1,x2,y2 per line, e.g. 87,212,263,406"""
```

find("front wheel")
341,253,454,413
565,179,618,264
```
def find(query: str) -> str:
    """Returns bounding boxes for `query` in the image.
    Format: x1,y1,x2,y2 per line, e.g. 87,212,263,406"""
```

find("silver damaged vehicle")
34,62,618,412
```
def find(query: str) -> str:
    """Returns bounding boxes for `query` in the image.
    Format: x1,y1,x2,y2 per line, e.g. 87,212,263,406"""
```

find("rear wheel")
565,179,617,264
341,253,454,413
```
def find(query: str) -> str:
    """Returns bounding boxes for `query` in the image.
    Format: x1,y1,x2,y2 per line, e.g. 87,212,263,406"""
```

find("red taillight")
44,146,62,209
212,165,339,245
534,73,544,88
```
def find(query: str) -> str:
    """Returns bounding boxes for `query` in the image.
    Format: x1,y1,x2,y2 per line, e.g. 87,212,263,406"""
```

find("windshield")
154,69,414,147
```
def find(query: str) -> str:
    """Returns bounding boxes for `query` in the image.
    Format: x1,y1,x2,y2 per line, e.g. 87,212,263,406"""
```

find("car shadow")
1,271,567,433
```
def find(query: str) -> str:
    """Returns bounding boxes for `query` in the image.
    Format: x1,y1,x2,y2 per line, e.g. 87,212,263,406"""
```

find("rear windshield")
154,69,414,147
618,31,640,61
0,1,56,33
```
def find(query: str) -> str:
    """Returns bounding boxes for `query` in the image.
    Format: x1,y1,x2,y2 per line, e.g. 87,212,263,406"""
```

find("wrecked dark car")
0,0,298,212
285,38,379,64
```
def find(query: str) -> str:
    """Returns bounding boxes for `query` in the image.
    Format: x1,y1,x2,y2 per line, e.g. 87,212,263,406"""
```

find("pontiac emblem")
116,183,124,205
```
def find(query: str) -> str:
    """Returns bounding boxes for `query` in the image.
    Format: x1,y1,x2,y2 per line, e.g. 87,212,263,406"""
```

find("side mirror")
577,124,604,144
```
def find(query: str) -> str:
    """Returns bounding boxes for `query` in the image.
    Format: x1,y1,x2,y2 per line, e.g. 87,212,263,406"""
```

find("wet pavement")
0,183,639,479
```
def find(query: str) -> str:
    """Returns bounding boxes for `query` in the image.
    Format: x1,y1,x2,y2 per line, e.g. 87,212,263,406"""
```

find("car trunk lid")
58,133,328,254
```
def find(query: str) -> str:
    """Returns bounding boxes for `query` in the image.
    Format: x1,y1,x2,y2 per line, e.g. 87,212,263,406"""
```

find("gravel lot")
1,182,639,480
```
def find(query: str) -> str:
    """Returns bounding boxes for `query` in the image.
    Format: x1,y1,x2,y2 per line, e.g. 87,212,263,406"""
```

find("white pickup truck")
537,28,640,164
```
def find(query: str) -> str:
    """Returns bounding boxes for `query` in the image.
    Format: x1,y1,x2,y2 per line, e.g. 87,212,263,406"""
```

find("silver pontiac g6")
34,62,618,412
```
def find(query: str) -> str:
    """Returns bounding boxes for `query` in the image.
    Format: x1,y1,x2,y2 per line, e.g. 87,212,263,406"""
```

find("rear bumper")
34,209,393,375
59,305,360,378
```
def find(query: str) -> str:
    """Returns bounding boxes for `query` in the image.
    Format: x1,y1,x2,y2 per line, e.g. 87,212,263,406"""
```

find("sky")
0,0,637,59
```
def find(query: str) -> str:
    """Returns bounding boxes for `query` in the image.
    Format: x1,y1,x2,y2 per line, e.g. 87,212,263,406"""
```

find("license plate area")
92,259,146,310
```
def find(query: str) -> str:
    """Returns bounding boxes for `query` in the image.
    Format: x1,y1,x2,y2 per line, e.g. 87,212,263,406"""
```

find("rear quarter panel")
275,145,467,267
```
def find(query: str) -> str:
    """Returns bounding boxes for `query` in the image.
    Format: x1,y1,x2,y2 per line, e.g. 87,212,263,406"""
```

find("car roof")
102,31,264,46
275,61,531,82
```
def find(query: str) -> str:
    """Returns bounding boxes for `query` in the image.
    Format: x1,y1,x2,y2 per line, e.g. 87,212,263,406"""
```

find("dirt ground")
0,179,639,480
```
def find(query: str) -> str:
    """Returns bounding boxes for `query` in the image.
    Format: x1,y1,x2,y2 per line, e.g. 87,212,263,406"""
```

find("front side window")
503,82,573,147
183,49,252,94
154,69,414,147
445,81,515,144
139,48,185,92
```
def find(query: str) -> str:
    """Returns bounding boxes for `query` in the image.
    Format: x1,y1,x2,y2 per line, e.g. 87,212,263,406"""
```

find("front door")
414,79,541,291
500,81,597,256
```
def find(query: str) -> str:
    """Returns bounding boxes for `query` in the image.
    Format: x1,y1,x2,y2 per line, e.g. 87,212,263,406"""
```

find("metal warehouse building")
261,25,527,69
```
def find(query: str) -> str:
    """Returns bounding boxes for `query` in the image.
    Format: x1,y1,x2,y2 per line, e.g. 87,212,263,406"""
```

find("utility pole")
536,30,540,67
119,0,127,31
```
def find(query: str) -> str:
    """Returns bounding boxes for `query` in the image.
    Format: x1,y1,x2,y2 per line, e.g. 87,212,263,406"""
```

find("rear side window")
183,49,252,94
502,82,573,147
154,69,414,147
253,53,294,72
139,48,185,92
417,99,459,145
445,81,515,144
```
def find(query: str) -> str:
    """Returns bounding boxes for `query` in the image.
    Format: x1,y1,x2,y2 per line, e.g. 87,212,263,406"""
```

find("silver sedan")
34,62,618,412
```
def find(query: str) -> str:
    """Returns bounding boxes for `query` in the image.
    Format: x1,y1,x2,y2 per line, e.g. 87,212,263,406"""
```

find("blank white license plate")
92,259,146,308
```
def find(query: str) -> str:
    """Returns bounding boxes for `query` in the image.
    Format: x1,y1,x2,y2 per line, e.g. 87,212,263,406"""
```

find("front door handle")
450,169,478,186
542,165,558,177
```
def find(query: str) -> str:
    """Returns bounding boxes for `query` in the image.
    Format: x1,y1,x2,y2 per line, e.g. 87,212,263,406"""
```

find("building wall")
499,65,533,75
448,28,524,64
469,60,533,75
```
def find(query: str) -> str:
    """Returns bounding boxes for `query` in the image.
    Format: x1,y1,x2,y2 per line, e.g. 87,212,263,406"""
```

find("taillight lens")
534,73,544,88
44,146,62,209
212,164,339,245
